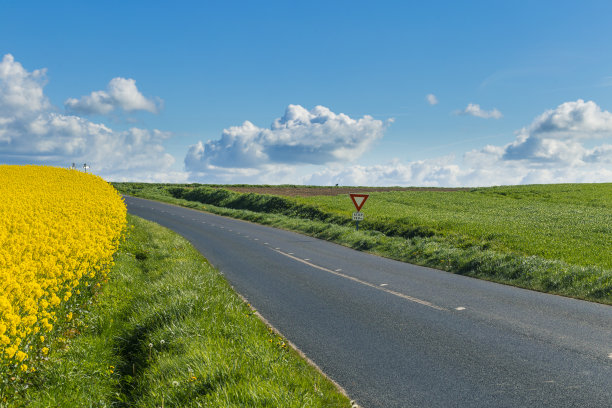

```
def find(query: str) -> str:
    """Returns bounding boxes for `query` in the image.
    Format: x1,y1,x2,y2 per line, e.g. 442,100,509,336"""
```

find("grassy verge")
112,183,612,305
11,215,351,407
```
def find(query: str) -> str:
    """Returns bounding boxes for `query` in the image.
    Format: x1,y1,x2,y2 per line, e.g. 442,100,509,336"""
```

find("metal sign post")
349,194,369,231
352,211,364,230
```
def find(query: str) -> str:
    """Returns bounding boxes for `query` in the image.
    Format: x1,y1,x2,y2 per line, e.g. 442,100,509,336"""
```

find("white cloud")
6,53,607,187
584,144,612,164
302,152,612,188
0,54,182,182
0,54,49,123
525,99,612,139
426,94,438,105
185,104,388,178
502,99,612,165
303,100,612,187
64,90,115,115
305,158,463,187
458,99,612,184
502,132,587,165
65,77,161,115
459,103,503,119
184,99,612,186
186,163,301,185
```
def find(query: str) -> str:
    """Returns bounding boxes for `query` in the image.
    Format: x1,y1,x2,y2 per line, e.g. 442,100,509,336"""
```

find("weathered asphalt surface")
125,196,612,408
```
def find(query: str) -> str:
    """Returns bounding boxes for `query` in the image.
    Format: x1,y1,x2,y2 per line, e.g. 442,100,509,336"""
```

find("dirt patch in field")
223,186,469,197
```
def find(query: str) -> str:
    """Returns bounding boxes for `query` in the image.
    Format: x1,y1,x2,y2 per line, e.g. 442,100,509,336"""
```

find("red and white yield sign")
349,193,369,212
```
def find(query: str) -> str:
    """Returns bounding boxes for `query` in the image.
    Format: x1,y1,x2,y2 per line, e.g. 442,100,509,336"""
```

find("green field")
11,215,350,407
113,182,612,305
293,184,612,270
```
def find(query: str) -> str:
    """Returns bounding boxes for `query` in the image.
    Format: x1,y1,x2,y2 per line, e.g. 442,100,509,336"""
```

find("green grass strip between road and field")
112,183,612,305
10,215,351,408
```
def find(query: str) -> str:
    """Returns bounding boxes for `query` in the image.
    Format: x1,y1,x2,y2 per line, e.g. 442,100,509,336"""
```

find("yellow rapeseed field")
0,165,126,377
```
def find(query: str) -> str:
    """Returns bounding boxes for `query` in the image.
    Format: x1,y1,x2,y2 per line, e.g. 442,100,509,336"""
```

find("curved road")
125,196,611,408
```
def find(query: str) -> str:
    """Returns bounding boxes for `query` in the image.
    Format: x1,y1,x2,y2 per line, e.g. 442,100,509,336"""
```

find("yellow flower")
5,346,17,359
0,165,126,374
15,351,27,362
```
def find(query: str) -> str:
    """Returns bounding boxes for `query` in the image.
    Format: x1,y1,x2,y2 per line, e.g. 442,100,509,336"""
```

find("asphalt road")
125,196,612,408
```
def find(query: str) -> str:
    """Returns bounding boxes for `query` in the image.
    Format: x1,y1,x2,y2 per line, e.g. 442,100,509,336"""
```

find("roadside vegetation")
113,182,612,305
11,215,351,407
0,165,126,403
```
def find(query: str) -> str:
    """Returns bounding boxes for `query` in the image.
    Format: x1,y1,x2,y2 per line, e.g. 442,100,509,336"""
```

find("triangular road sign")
349,193,369,211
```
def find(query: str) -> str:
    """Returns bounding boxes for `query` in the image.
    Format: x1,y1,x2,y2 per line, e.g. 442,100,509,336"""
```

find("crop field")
0,165,126,397
119,182,612,271
292,183,612,270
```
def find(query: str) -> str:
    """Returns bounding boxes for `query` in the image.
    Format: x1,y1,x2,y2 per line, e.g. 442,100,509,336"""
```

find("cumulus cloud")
7,52,607,187
64,77,161,115
302,153,532,187
459,103,502,119
523,99,612,139
584,144,612,164
502,99,612,165
302,152,612,188
454,99,612,185
305,158,463,187
502,133,587,165
0,54,181,182
184,99,612,186
185,104,388,177
426,94,438,105
303,100,612,187
0,54,50,123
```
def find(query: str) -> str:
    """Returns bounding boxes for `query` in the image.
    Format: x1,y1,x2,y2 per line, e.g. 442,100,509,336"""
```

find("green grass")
111,183,612,305
10,215,350,408
293,184,612,270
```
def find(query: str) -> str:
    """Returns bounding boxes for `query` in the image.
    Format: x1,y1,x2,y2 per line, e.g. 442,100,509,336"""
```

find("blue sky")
2,0,612,185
